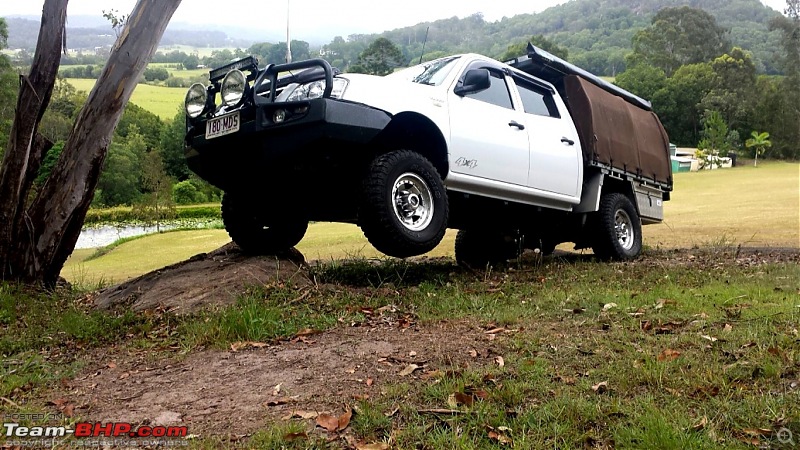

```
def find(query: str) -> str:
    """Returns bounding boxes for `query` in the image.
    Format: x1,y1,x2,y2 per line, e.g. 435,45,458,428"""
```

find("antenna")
286,0,292,63
418,26,430,65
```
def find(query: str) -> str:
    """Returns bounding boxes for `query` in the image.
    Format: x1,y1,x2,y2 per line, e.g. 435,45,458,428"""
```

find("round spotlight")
185,83,208,118
221,69,247,107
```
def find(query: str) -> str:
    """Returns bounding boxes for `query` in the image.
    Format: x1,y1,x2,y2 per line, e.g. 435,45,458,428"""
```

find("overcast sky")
1,0,789,39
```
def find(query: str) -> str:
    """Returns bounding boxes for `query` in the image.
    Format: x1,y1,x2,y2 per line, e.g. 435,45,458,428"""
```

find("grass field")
62,162,799,286
64,78,186,119
158,45,237,58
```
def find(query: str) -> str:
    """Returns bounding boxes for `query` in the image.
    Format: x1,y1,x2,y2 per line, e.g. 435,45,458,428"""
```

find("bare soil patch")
59,319,507,438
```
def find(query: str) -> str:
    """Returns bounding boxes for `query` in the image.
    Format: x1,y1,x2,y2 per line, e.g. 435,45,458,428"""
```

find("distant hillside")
356,0,784,75
5,16,255,51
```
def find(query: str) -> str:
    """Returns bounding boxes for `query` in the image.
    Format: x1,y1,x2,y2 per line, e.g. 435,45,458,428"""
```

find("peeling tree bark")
0,0,182,286
0,0,66,281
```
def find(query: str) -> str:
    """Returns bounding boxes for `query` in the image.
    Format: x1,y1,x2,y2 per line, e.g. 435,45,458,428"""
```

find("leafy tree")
499,35,569,61
700,48,757,132
183,53,200,70
614,64,667,100
143,67,170,82
745,131,771,166
769,0,800,158
96,128,146,206
350,38,404,76
630,7,730,76
160,108,191,181
134,148,175,231
696,110,733,169
651,63,714,146
116,103,164,151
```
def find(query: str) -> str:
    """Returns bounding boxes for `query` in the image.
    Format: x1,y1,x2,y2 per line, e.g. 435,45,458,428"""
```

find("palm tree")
745,131,772,167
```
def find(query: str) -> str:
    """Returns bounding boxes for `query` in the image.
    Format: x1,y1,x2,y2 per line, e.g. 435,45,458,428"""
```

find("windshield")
387,56,461,86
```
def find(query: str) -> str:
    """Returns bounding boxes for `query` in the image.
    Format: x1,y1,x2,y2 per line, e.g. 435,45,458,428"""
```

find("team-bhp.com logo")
4,422,188,438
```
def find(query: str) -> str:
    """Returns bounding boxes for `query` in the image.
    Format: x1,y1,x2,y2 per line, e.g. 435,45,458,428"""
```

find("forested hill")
355,0,784,75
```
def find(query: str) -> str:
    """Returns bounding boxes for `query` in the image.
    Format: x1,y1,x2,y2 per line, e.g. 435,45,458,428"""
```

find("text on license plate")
206,112,240,139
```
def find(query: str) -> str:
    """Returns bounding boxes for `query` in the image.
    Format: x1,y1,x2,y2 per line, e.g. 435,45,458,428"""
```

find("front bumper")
185,98,391,191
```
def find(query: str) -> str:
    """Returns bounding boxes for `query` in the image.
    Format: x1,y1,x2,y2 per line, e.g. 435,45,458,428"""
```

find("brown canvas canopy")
563,75,672,187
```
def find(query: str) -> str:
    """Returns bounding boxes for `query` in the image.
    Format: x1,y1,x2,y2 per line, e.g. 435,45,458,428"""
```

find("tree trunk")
0,0,182,286
0,0,67,281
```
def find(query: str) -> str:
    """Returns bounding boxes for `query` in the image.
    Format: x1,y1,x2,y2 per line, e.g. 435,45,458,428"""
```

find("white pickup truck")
183,44,673,265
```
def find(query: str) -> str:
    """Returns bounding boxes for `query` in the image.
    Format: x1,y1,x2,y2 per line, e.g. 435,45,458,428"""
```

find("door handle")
509,120,525,130
561,137,575,145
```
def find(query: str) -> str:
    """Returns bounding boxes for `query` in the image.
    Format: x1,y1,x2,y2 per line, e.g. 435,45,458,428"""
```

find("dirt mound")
61,320,505,437
93,243,311,313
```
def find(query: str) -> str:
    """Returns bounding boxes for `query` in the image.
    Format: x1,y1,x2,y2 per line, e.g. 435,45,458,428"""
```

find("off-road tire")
360,150,448,258
221,192,308,255
455,230,521,268
592,193,642,261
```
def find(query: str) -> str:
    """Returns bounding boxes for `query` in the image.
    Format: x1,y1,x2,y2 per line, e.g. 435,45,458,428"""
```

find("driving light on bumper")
221,69,247,107
185,83,208,118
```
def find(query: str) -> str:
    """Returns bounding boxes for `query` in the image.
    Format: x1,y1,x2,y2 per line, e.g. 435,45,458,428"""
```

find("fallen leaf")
316,413,339,432
399,364,420,376
454,392,474,407
409,351,417,357
723,324,733,333
488,430,513,445
495,356,505,368
421,370,443,380
118,372,130,380
485,327,506,335
273,384,282,396
469,349,478,358
472,390,490,400
295,328,320,337
692,416,708,431
266,398,292,407
337,408,352,431
366,378,374,387
658,349,682,362
603,303,618,311
641,320,653,331
355,443,389,450
384,407,399,418
284,431,308,441
107,362,117,369
63,404,74,418
291,411,319,420
592,381,609,394
701,335,719,343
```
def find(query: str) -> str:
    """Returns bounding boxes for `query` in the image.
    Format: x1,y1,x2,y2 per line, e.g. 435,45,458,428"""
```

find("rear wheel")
360,150,449,258
222,192,308,255
455,230,521,268
592,193,642,260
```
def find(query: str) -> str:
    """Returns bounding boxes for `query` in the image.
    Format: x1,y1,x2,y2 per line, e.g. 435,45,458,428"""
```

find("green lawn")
62,162,799,285
64,78,187,119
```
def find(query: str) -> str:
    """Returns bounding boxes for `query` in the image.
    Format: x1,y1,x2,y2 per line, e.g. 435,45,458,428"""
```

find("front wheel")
592,193,642,260
222,192,308,255
359,150,449,258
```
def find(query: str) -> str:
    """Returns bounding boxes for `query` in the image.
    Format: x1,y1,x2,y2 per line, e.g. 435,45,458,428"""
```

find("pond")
75,224,179,249
75,220,221,249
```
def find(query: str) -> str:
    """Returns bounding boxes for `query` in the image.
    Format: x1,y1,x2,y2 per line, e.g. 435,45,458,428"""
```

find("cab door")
511,76,582,198
447,65,530,186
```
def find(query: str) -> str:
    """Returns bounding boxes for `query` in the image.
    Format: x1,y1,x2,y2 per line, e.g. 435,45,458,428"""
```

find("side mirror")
454,69,491,96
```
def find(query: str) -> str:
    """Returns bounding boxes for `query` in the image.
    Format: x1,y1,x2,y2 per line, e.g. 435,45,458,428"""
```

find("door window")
516,80,561,118
465,70,514,110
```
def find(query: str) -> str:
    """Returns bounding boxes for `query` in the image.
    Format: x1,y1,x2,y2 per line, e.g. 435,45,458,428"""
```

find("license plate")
205,112,240,139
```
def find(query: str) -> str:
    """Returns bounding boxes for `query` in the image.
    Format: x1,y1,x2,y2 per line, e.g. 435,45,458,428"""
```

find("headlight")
221,69,247,107
185,83,208,118
286,78,349,101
